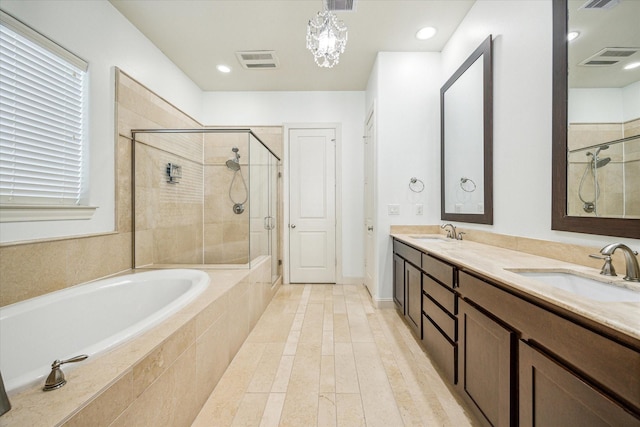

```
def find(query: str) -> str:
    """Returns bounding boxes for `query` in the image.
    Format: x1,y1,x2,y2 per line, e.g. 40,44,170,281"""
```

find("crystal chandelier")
306,9,348,68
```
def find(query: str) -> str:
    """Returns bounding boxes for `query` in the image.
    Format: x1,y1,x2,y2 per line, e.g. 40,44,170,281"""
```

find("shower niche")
131,128,281,283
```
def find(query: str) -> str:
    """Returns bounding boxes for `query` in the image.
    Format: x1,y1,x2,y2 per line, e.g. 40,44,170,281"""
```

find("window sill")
0,205,97,223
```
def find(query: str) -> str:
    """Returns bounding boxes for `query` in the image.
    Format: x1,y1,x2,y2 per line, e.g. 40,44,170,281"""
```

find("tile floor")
192,284,480,426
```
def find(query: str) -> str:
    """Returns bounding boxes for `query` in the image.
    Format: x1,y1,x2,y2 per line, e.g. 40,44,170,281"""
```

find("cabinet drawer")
394,239,421,267
422,314,457,384
423,292,456,341
423,274,456,314
422,253,455,288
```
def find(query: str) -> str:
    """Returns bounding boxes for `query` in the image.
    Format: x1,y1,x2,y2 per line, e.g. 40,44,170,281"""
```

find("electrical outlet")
415,204,423,215
388,204,400,215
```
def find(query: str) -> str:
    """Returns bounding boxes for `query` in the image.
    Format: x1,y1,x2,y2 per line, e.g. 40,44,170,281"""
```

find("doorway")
288,127,336,283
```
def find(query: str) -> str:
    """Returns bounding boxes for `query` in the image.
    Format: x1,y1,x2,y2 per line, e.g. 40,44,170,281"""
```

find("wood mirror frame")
441,35,493,224
552,0,639,238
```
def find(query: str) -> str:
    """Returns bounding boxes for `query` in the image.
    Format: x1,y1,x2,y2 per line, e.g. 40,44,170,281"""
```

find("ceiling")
568,0,640,88
108,0,475,92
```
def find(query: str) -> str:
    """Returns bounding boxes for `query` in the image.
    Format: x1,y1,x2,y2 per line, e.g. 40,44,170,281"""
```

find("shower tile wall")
134,134,204,266
204,133,250,265
567,120,639,217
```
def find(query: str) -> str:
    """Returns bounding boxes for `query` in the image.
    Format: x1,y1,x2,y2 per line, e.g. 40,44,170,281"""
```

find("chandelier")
306,9,348,68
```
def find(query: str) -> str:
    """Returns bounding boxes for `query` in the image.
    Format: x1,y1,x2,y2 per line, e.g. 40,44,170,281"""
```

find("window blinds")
0,12,88,206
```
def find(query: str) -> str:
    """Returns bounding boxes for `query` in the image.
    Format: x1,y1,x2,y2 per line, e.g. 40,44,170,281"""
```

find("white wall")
569,81,640,123
0,0,202,243
441,0,638,249
367,52,442,302
202,91,366,280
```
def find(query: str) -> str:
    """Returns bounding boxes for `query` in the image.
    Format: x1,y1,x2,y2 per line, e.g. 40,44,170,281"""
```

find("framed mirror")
441,35,493,224
552,0,640,238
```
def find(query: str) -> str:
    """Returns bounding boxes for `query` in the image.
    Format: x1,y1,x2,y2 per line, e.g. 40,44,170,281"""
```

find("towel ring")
409,177,424,193
460,177,476,193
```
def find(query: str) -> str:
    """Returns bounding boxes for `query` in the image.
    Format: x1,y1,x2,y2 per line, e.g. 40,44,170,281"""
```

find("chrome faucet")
599,243,640,282
0,371,10,417
441,223,457,239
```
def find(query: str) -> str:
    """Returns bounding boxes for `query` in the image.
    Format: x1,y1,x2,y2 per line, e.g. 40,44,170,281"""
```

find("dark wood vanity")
392,237,640,427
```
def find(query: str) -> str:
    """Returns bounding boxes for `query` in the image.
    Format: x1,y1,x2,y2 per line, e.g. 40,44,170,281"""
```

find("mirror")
441,35,493,224
552,0,640,238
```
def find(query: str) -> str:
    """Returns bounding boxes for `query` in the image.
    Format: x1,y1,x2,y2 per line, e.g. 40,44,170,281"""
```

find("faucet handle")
589,254,617,277
43,354,88,391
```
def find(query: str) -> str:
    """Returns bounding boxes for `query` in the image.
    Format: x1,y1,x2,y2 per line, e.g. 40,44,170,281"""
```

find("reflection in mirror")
441,35,493,224
552,0,640,238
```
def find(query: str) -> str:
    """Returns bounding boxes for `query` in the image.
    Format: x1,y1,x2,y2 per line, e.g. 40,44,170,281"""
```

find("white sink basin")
409,235,451,243
514,271,640,303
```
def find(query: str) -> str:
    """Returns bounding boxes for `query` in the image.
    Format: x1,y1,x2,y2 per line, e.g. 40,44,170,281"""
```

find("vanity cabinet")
519,341,639,427
393,240,422,336
391,237,640,427
393,254,405,314
458,299,516,427
459,270,640,426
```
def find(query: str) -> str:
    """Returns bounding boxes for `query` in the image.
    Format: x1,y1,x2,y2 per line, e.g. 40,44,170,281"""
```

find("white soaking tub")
0,269,209,394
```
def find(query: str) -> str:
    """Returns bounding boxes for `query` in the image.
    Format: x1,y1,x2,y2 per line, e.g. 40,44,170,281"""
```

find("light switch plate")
388,204,400,215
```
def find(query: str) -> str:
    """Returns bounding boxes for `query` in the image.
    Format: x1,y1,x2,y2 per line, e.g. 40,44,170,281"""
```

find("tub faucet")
441,223,457,239
599,243,640,282
43,355,88,391
0,371,10,417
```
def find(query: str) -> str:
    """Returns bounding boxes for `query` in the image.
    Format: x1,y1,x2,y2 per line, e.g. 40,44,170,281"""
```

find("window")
0,11,93,221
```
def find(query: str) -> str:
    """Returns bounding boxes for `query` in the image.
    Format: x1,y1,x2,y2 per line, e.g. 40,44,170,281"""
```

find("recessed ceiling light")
217,64,231,73
624,61,640,70
567,31,580,42
416,27,437,40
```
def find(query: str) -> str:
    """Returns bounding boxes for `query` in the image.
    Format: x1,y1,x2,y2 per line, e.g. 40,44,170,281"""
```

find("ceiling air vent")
235,51,279,70
580,0,620,10
579,47,640,66
324,0,357,12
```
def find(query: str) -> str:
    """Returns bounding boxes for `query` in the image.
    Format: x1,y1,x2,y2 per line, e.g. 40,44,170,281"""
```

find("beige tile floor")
192,284,481,427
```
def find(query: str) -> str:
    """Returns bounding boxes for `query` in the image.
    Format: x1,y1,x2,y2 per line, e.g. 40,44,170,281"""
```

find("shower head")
594,157,611,168
226,147,241,171
226,158,240,171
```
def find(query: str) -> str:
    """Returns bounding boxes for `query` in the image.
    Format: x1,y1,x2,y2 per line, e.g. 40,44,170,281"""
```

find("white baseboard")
373,298,395,309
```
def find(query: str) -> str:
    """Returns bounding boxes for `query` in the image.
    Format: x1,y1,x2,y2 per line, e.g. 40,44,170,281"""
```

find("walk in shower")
131,129,281,283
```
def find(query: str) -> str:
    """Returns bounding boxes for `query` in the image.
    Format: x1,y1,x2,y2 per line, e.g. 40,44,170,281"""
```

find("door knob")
290,224,296,229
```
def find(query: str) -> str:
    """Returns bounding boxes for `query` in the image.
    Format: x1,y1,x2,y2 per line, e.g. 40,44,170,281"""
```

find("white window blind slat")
0,13,88,207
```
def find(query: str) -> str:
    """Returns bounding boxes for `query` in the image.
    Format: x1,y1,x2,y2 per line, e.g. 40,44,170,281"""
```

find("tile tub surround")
0,258,279,427
391,233,640,341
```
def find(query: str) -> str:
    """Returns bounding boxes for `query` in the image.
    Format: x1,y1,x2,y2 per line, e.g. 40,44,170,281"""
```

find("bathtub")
0,269,209,394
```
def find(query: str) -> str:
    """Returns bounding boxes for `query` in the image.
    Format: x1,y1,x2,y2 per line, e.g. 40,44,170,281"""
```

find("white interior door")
289,128,336,283
364,109,376,297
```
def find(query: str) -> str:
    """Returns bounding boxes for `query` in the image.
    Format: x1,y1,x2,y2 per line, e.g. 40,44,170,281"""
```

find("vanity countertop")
391,233,640,342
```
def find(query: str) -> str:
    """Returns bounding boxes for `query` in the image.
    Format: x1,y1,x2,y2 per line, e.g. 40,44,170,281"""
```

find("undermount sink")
409,235,451,243
513,270,640,303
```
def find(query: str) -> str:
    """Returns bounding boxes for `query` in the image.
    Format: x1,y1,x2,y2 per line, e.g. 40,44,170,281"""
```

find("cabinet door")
519,341,640,427
459,299,516,427
405,262,422,335
393,254,405,313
